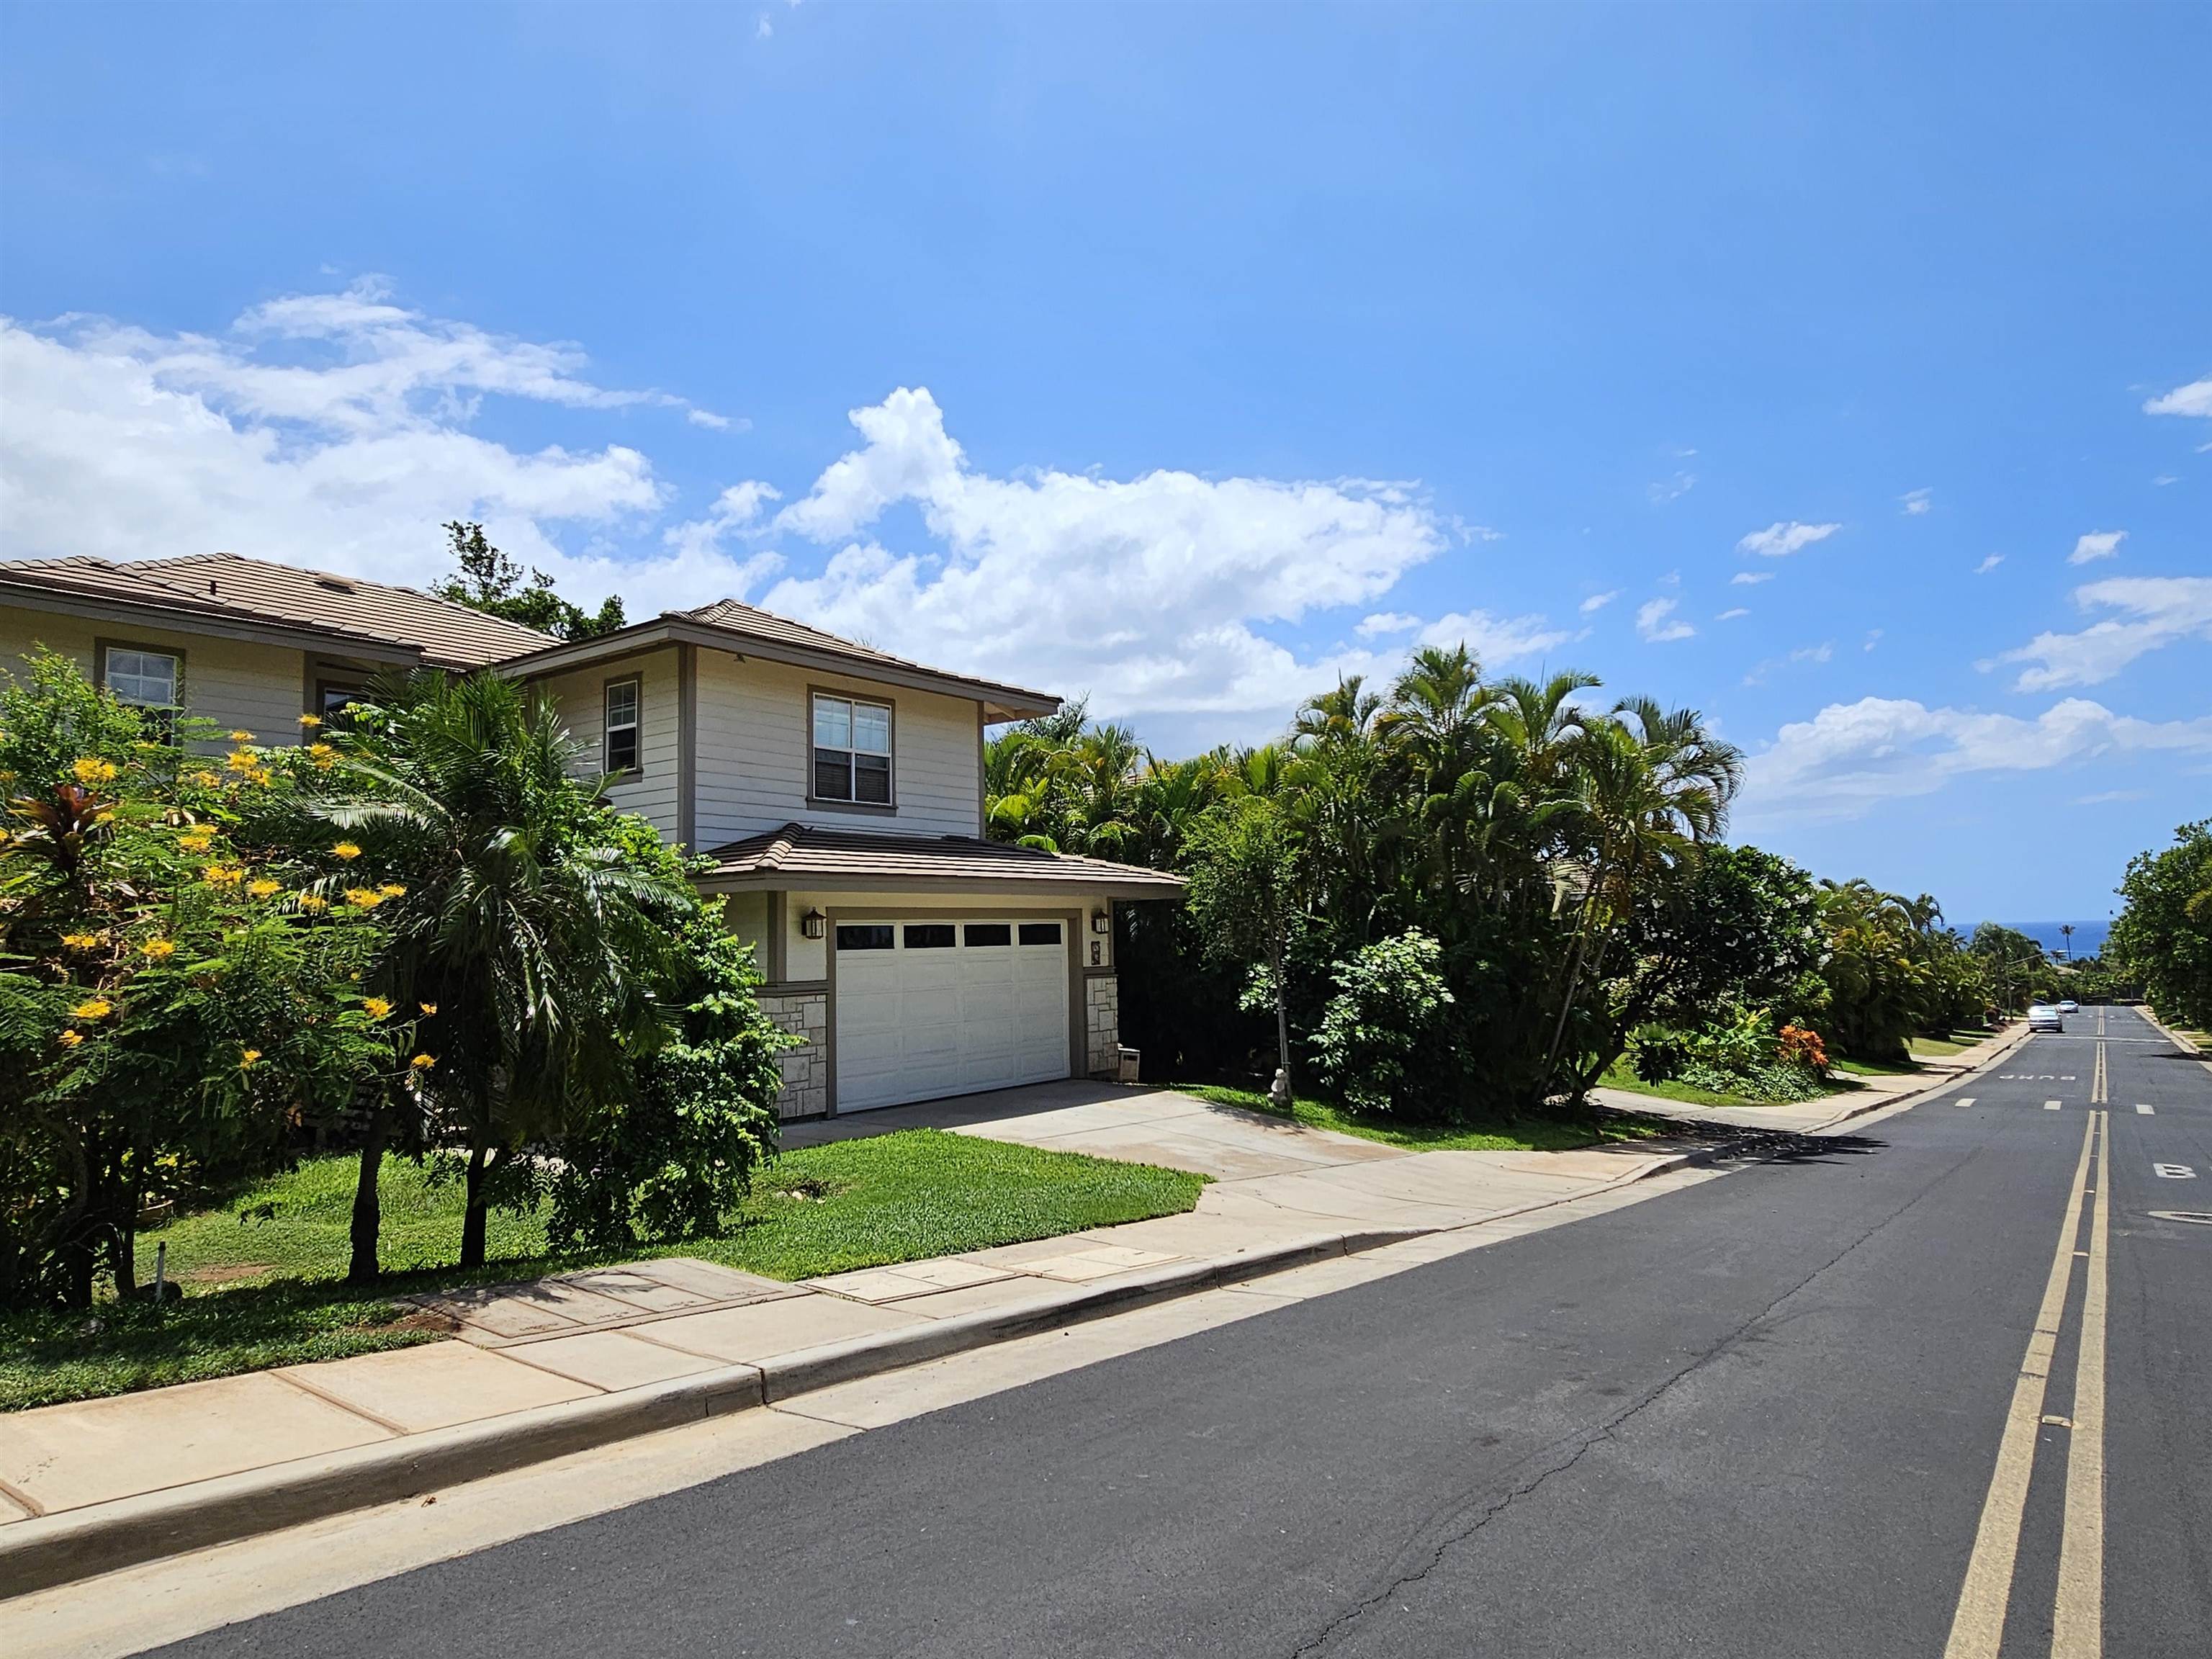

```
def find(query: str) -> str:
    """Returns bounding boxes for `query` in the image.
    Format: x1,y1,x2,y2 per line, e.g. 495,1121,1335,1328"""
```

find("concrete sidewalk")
1589,1021,2026,1136
0,1086,1718,1595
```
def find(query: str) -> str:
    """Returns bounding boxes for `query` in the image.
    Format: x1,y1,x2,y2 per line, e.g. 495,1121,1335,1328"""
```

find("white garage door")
834,918,1073,1112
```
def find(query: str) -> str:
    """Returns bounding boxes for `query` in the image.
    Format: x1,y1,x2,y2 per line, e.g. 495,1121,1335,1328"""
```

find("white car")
2058,999,2080,1014
2028,1004,2065,1033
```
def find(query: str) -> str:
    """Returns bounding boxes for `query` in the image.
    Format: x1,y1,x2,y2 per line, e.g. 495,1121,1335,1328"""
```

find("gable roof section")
0,554,554,670
700,822,1185,898
498,598,1061,721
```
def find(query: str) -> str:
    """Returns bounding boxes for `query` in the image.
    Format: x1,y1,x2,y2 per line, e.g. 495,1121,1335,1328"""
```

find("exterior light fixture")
799,908,826,940
1091,907,1111,935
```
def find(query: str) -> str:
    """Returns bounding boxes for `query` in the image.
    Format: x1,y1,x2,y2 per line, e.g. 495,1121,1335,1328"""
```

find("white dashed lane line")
2045,1100,2062,1112
2135,1104,2154,1115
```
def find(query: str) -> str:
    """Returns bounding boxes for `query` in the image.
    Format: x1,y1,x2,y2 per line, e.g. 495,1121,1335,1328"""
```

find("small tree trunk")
346,1105,389,1286
1269,933,1293,1109
459,1141,492,1269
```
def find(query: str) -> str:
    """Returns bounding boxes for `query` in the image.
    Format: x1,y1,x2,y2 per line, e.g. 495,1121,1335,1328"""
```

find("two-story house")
0,552,1181,1120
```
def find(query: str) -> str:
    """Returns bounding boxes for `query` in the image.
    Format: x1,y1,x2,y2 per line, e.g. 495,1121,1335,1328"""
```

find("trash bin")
1116,1046,1142,1084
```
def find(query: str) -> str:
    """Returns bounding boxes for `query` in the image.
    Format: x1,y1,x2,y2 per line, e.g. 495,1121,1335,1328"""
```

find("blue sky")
1,4,2206,922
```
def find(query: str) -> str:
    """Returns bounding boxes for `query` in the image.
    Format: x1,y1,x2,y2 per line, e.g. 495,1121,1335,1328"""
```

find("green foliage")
2110,820,2212,1030
0,652,398,1308
432,521,626,642
325,670,701,1268
1626,1022,1693,1084
546,826,793,1250
1308,929,1454,1114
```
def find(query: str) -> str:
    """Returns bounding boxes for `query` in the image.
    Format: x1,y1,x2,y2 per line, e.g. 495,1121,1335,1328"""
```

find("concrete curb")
0,1224,1424,1600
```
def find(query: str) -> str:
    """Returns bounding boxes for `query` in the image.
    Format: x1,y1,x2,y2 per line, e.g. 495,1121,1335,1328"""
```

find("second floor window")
100,644,181,739
812,693,891,804
604,677,641,775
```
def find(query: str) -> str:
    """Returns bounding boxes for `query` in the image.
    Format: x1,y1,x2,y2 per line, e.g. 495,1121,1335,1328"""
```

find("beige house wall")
691,652,983,849
0,604,384,747
534,645,684,840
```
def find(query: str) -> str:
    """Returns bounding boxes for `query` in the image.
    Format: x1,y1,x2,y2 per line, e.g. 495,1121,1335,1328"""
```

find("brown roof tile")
702,822,1184,894
0,553,553,669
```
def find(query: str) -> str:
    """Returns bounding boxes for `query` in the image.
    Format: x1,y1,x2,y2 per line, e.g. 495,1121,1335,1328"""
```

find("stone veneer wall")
758,987,827,1120
1084,974,1120,1076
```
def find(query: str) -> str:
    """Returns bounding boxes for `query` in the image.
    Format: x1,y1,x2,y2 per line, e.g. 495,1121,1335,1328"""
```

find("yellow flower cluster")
71,756,120,786
61,931,102,952
178,830,215,855
71,997,113,1021
379,882,406,899
238,1048,262,1069
363,997,394,1020
297,891,329,914
204,864,246,888
186,769,220,789
140,938,176,961
247,878,282,899
332,841,361,862
307,742,338,770
297,714,324,729
57,1029,84,1050
228,729,256,742
343,887,386,910
410,1053,436,1071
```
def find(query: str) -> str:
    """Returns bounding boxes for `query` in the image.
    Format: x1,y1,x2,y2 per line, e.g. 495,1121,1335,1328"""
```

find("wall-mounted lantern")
799,907,827,940
1090,907,1111,935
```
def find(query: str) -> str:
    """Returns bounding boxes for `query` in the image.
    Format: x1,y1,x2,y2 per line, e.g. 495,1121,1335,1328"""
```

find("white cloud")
2074,789,2148,806
756,13,773,37
1635,595,1695,642
1792,642,1834,664
1863,629,1883,652
1975,554,2005,575
0,293,722,603
1717,607,1750,621
1899,487,1933,516
1992,576,2212,691
1579,590,1619,615
2069,529,2126,565
1737,520,1841,558
0,292,1543,744
759,387,1477,735
1647,471,1696,505
2143,376,2212,418
1355,612,1421,638
1740,696,2212,824
2154,475,2180,486
1731,571,1773,587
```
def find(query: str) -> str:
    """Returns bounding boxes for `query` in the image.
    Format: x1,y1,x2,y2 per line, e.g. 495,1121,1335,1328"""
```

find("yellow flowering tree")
0,651,402,1310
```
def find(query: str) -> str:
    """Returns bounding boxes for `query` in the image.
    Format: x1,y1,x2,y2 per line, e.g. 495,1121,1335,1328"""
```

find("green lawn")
0,1129,1205,1412
1907,1026,1995,1059
1174,1083,1660,1151
1595,1061,1862,1110
1833,1056,1920,1078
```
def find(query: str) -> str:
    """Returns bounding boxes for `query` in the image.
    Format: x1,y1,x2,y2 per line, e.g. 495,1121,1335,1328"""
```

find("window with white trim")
100,645,181,739
811,693,892,804
603,678,641,775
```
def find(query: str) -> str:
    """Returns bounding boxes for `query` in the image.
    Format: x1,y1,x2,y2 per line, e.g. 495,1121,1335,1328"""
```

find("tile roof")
701,822,1186,894
0,553,554,669
676,598,1059,714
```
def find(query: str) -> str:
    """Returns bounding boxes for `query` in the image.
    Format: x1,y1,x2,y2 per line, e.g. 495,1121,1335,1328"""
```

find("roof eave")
0,580,426,665
694,868,1185,899
497,613,1061,719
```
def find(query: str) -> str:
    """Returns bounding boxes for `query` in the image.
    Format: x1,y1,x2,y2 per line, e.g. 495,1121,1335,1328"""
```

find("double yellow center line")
2090,1041,2108,1106
1943,1111,2110,1658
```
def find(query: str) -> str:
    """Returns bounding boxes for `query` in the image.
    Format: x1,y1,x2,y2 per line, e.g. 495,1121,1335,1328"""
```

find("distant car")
2028,1004,2065,1033
2058,999,2080,1014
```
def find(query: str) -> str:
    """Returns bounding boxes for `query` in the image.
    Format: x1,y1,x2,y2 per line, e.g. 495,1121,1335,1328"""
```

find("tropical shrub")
1308,930,1454,1115
2110,821,2212,1032
545,824,792,1251
0,652,399,1308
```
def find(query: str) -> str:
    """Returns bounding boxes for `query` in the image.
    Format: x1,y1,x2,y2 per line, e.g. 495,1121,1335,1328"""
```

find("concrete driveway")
780,1079,1408,1182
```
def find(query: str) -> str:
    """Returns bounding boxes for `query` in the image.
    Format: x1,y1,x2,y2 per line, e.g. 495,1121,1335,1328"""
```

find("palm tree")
330,673,691,1275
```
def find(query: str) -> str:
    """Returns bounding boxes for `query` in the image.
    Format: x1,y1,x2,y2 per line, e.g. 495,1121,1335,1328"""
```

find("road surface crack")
1285,1145,1982,1656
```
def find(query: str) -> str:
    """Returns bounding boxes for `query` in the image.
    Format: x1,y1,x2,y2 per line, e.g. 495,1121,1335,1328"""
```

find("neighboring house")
0,553,1181,1119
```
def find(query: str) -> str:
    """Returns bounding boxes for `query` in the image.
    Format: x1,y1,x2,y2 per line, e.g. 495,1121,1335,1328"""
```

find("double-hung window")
99,644,182,739
811,693,892,805
603,678,641,775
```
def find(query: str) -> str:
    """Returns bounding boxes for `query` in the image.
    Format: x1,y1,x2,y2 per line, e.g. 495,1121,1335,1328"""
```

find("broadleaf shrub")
1308,929,1454,1115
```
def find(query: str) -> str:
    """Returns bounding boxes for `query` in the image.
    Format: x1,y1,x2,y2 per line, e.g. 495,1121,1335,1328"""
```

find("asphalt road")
160,1008,2211,1658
